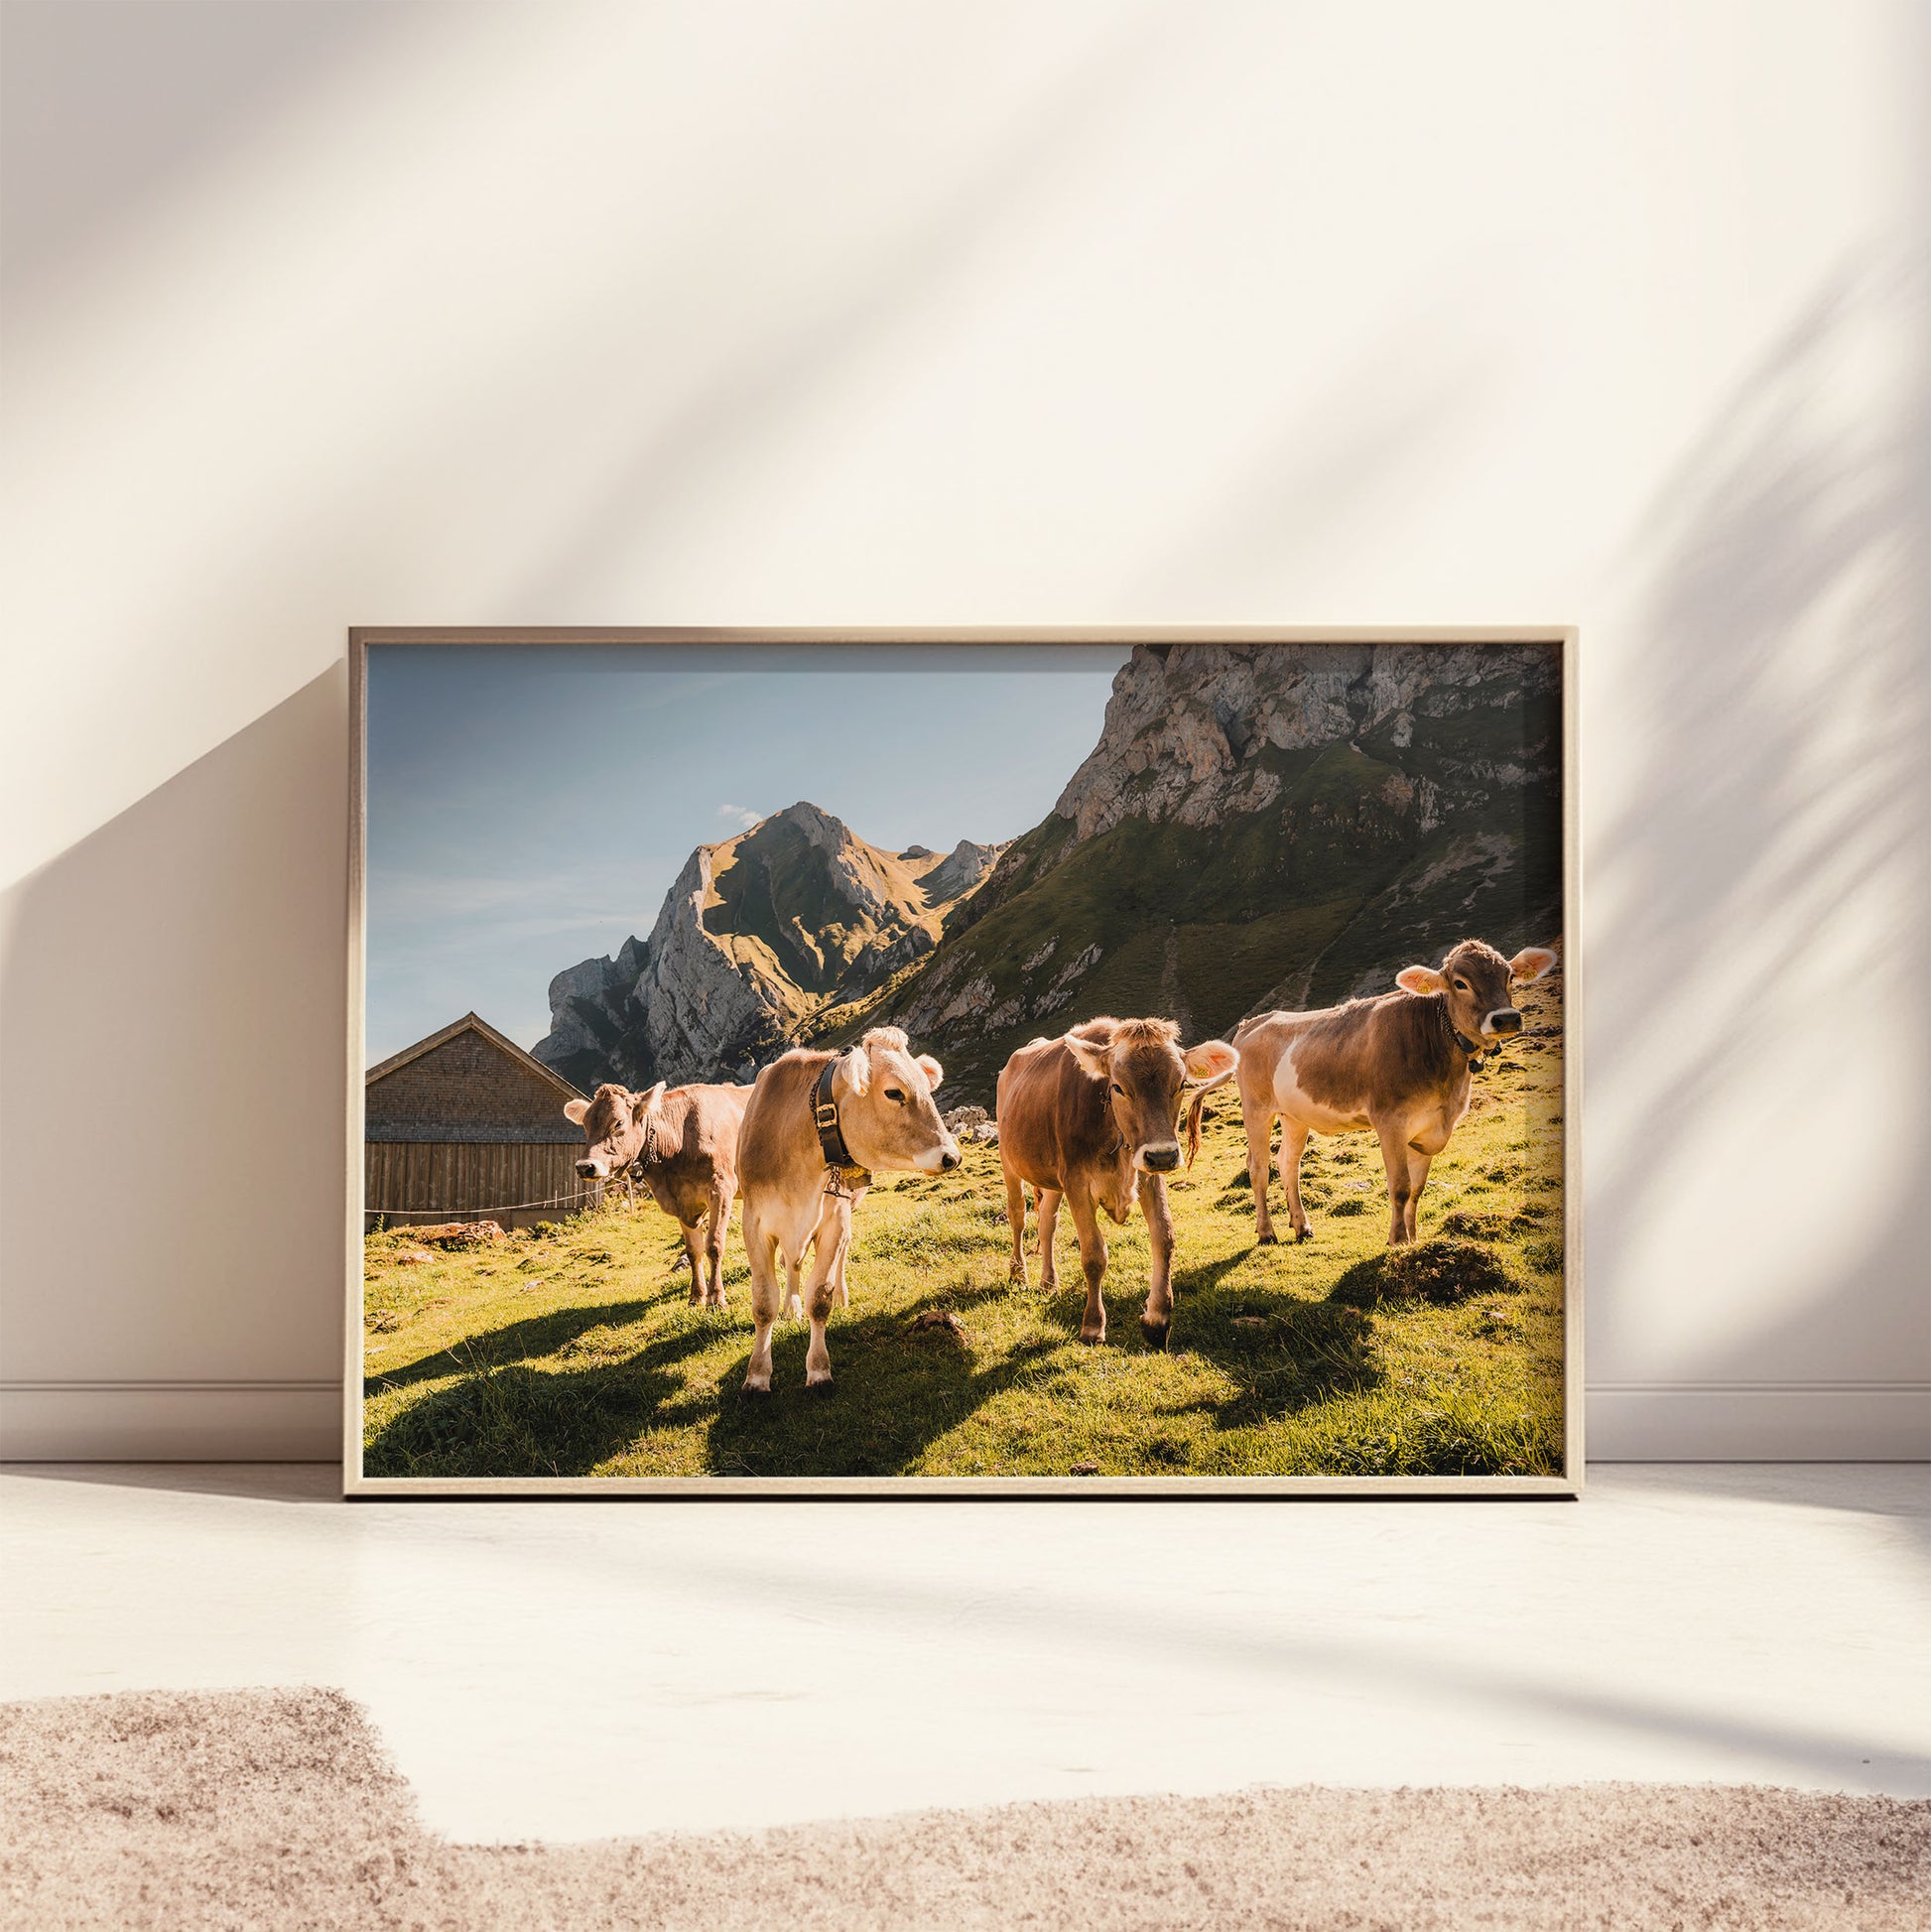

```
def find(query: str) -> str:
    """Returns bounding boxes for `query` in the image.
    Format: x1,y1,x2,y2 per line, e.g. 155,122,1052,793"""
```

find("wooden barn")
364,1012,598,1230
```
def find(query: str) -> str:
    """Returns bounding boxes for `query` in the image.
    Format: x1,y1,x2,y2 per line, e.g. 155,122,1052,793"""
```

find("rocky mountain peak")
533,803,1004,1092
767,799,847,852
921,837,1002,905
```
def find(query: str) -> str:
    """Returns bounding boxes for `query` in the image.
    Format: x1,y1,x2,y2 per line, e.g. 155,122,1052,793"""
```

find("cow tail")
1184,1068,1238,1168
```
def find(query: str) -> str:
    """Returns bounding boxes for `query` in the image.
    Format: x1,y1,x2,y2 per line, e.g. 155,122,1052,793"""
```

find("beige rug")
2,1689,1924,1930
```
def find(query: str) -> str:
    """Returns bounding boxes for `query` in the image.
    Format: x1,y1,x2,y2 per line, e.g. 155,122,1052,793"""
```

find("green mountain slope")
806,642,1562,1102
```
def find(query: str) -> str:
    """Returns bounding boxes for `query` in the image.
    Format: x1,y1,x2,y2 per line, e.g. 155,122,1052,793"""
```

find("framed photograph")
346,629,1579,1495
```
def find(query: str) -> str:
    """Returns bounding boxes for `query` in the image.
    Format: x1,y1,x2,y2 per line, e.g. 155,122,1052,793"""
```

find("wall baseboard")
2,1380,1925,1465
1586,1383,1930,1461
0,1383,340,1462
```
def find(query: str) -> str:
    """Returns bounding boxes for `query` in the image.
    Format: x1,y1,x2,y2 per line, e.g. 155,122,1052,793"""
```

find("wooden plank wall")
364,1141,604,1230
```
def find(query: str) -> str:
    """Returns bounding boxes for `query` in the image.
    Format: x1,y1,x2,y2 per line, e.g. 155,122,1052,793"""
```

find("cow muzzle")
1138,1142,1182,1173
576,1158,609,1180
1484,1009,1522,1038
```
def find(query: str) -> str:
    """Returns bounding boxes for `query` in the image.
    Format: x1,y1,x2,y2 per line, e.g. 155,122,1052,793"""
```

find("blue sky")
365,643,1128,1063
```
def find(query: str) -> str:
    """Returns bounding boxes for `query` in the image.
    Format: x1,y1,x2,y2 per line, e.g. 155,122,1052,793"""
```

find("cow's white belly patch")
1273,1040,1370,1133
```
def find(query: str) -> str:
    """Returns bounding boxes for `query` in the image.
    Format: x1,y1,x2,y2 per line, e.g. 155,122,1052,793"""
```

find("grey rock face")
532,935,654,1092
921,837,1002,904
1052,641,1558,841
637,842,794,1083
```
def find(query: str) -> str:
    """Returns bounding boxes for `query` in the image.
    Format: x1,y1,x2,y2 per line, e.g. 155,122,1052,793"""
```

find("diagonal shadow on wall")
0,668,349,1387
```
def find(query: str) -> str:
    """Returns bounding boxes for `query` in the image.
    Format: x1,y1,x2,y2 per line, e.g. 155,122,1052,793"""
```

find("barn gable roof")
366,1012,586,1100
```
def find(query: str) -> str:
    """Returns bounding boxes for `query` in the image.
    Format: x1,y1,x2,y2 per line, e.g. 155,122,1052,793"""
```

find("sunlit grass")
363,985,1566,1480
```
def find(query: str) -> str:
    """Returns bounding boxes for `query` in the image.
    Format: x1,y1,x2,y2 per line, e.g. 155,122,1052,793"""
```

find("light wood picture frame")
345,628,1581,1497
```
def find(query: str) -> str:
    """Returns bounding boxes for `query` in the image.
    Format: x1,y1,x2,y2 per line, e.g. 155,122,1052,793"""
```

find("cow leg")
1065,1191,1109,1345
704,1183,732,1307
1279,1121,1313,1241
1036,1190,1062,1294
1403,1148,1432,1242
1374,1120,1417,1246
1136,1172,1175,1351
680,1220,706,1305
1004,1169,1029,1285
803,1198,852,1389
832,1235,850,1311
784,1253,805,1321
1243,1095,1279,1243
741,1210,783,1395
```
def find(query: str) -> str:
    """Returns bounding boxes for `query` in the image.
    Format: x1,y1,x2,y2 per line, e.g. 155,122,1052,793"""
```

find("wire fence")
363,1177,636,1228
361,1137,652,1230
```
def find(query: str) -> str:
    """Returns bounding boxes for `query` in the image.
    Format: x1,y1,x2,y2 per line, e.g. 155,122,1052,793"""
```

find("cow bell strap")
1439,998,1491,1068
812,1058,871,1195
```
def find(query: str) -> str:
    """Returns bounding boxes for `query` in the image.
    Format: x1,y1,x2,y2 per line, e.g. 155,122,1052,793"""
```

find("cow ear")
1183,1039,1238,1084
915,1054,944,1094
1064,1033,1111,1081
632,1082,666,1119
838,1045,871,1098
1396,965,1449,996
563,1097,589,1125
1510,947,1558,984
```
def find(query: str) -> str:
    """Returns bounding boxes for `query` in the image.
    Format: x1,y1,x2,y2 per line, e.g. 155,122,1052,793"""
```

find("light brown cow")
564,1081,751,1306
1194,940,1557,1248
997,1018,1239,1351
736,1026,958,1396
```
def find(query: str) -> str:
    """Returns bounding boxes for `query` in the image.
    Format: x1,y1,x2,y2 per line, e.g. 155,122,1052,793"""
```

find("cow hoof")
1256,1231,1278,1247
739,1383,771,1402
1140,1320,1170,1352
1078,1328,1105,1347
805,1376,835,1398
1294,1227,1313,1244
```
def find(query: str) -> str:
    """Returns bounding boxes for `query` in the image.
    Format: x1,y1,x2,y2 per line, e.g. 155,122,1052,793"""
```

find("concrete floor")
1,1464,1925,1843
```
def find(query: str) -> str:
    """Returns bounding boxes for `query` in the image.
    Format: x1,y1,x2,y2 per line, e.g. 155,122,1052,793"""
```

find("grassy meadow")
361,975,1567,1481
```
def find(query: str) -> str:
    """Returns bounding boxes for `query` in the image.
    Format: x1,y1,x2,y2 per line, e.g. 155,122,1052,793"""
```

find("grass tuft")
1329,1238,1522,1308
1436,1209,1516,1242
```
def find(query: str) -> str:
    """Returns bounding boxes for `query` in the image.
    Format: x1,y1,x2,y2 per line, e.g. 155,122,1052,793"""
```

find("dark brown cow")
997,1018,1239,1350
564,1081,751,1305
1193,940,1557,1248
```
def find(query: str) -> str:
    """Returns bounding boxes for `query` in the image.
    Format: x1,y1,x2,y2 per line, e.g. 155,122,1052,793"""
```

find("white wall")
2,0,1924,1461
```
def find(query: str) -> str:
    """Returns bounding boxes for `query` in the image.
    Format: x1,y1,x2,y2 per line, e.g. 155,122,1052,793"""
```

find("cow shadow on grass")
1160,1249,1385,1431
364,1297,669,1393
1021,1242,1240,1346
360,1280,1067,1480
703,1292,1064,1479
1008,1238,1381,1426
362,1315,743,1479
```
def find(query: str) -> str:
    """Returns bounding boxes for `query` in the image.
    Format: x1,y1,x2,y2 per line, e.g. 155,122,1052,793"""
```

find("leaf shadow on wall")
1589,250,1931,1398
